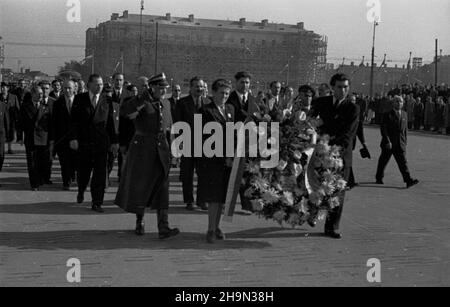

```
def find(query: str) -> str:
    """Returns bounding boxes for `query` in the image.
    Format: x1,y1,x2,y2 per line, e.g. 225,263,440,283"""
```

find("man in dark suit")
263,81,283,121
52,80,77,190
39,81,56,184
107,73,129,182
1,82,20,155
226,71,259,212
348,94,371,189
169,84,181,121
376,96,419,188
175,76,208,211
49,80,62,100
311,74,360,239
17,85,54,191
0,87,10,186
69,74,119,213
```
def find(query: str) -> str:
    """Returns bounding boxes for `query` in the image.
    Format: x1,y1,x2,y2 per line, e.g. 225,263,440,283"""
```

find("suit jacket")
112,88,130,105
201,102,235,163
49,91,62,100
0,101,10,144
52,95,74,150
168,97,179,122
119,95,137,148
69,92,118,150
19,96,54,146
380,109,408,151
175,95,207,156
226,90,260,123
0,93,20,132
311,96,360,180
262,94,282,121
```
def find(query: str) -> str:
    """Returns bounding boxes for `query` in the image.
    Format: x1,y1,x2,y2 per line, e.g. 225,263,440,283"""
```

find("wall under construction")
85,11,327,91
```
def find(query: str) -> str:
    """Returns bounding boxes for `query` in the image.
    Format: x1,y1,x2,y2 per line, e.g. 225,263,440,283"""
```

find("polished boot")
157,209,180,239
135,214,145,236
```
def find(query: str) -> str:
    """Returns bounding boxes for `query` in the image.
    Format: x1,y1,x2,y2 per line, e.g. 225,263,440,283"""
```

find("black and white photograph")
0,0,449,291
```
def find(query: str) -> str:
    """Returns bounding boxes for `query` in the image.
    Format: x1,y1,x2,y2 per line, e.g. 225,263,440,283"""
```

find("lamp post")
138,0,144,75
0,36,4,83
369,20,379,98
286,55,294,86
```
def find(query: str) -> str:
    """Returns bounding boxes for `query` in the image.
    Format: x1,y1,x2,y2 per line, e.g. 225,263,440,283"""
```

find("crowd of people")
364,84,450,135
0,71,424,242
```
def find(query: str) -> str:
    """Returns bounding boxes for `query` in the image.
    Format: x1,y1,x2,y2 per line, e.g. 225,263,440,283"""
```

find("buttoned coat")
115,91,171,212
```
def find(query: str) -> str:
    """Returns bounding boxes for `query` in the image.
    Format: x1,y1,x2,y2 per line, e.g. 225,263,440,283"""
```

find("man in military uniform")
115,73,180,239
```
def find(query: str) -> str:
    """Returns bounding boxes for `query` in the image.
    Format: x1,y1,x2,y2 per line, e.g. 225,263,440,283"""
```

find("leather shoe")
406,179,419,189
77,193,84,204
186,203,194,211
135,220,145,236
215,228,225,240
197,203,208,211
206,231,215,243
159,228,180,239
325,230,342,239
375,179,384,185
91,204,104,213
63,185,70,191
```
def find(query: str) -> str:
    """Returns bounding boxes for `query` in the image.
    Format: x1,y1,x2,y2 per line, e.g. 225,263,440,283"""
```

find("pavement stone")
0,127,449,287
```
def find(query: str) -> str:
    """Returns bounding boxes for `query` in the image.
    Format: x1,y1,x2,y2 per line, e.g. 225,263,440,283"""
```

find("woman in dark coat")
115,73,179,239
197,79,235,243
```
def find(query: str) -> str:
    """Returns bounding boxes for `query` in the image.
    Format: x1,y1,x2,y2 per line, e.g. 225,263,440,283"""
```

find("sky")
0,0,449,76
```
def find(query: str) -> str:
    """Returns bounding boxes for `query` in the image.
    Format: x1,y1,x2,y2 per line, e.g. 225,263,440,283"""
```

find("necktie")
92,95,98,109
218,105,226,119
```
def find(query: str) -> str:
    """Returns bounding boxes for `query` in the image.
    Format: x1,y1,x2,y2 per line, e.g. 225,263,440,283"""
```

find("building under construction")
85,11,328,91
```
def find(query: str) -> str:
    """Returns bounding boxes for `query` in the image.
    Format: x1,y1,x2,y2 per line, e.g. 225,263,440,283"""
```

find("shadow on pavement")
0,230,272,250
228,227,329,239
357,182,405,190
0,201,126,215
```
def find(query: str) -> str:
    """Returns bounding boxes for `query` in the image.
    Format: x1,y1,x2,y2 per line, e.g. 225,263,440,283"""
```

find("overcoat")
115,91,171,213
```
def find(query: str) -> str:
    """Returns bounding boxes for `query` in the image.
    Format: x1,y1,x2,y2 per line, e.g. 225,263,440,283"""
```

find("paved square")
1,127,449,287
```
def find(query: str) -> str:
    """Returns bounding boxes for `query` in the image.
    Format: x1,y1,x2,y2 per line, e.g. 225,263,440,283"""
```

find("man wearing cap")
69,74,118,213
115,73,180,239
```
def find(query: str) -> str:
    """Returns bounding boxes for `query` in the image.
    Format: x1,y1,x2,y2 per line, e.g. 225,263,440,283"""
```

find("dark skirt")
197,157,231,204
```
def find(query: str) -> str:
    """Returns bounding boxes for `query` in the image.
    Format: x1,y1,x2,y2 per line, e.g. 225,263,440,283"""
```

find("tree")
58,60,89,81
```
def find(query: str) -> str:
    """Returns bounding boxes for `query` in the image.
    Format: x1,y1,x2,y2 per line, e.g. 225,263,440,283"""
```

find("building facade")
85,11,327,91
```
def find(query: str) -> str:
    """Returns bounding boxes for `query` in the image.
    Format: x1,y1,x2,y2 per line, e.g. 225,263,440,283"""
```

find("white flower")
283,191,294,206
293,163,303,177
277,160,288,171
298,111,307,121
